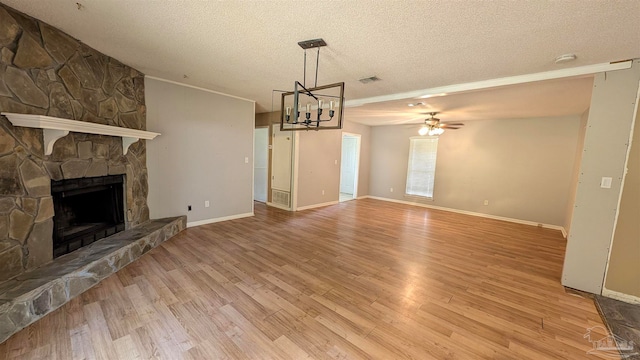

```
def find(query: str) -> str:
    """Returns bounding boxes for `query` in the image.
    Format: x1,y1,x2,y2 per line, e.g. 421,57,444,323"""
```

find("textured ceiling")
3,0,638,119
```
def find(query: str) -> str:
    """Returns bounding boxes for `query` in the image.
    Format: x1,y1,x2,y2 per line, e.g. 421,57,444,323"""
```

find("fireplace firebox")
51,175,125,258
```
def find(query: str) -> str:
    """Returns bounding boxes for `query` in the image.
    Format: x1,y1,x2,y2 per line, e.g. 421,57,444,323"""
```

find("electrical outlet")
390,188,394,192
205,200,210,208
188,205,192,211
600,177,612,189
483,200,489,206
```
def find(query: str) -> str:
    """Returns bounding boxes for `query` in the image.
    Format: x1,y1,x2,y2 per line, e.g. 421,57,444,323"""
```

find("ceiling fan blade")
440,125,461,129
442,122,464,126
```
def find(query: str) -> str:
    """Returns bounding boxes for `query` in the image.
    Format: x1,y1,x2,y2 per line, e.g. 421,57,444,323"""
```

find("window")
405,137,438,198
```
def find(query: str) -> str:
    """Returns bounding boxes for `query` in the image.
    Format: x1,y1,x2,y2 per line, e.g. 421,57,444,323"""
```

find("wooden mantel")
1,112,160,155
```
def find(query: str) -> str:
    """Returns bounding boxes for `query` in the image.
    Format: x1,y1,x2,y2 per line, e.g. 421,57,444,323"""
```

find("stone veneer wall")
0,4,149,282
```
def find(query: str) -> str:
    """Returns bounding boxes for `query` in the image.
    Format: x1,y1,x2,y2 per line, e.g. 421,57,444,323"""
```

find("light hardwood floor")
0,199,615,359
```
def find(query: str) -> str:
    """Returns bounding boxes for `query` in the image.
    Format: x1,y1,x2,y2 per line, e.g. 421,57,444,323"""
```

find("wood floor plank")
273,335,312,359
0,199,617,359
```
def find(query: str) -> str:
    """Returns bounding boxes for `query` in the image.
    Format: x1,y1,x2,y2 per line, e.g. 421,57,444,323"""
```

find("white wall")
563,61,640,294
564,108,589,234
145,77,255,224
369,115,582,226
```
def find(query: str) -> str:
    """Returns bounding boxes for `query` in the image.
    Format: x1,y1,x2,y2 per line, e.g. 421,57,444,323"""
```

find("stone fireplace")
0,4,188,344
0,3,149,283
51,174,126,258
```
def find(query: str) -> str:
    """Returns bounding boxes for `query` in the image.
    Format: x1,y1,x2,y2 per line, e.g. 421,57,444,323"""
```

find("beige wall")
145,78,255,223
563,61,640,294
604,103,640,298
369,115,582,226
295,120,371,208
296,130,342,207
564,108,590,234
255,112,279,127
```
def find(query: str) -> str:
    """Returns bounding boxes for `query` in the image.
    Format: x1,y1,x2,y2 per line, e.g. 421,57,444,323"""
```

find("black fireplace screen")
51,175,125,258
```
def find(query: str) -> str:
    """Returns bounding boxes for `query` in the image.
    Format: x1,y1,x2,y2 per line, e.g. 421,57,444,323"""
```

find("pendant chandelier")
279,39,345,131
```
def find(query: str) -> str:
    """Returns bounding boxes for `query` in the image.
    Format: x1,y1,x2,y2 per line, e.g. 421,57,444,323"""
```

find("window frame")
405,136,439,200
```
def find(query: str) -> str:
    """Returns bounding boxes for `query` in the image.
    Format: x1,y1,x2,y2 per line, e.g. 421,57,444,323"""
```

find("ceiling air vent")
358,76,381,84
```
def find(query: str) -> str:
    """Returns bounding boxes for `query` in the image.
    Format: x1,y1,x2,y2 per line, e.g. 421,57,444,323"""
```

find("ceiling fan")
418,112,464,136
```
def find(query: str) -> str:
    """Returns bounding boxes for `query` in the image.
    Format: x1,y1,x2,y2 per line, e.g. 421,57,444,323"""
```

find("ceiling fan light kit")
419,125,445,136
418,112,463,136
278,38,345,131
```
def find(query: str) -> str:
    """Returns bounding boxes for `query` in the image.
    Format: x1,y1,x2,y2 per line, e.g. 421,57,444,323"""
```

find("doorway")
339,133,361,202
253,127,268,202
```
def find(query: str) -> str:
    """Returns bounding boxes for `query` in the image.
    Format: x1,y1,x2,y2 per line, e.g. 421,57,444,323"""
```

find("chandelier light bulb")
419,126,429,136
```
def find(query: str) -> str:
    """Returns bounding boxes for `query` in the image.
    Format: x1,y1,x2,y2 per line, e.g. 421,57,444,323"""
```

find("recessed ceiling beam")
345,60,632,108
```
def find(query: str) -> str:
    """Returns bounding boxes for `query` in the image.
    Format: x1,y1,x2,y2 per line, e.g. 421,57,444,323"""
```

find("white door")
272,126,292,191
339,133,361,201
253,128,268,202
270,125,294,208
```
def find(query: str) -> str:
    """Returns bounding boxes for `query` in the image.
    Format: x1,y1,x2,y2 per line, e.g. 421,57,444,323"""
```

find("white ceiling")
3,0,638,121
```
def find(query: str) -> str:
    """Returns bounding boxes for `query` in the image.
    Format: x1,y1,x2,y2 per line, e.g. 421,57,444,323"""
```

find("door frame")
339,132,361,200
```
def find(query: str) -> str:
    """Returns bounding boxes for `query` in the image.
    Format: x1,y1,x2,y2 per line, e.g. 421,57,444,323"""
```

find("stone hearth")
0,215,186,343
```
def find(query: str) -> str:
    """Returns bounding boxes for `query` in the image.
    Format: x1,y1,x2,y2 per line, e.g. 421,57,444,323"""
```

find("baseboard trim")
266,202,291,211
561,228,568,238
366,196,566,233
602,288,640,305
296,201,340,211
187,212,254,228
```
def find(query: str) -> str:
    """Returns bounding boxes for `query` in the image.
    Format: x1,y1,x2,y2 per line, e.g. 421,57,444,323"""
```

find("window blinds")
405,137,438,198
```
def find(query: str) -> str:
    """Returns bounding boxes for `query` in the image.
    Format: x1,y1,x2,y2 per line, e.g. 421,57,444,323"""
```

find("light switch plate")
600,177,612,189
